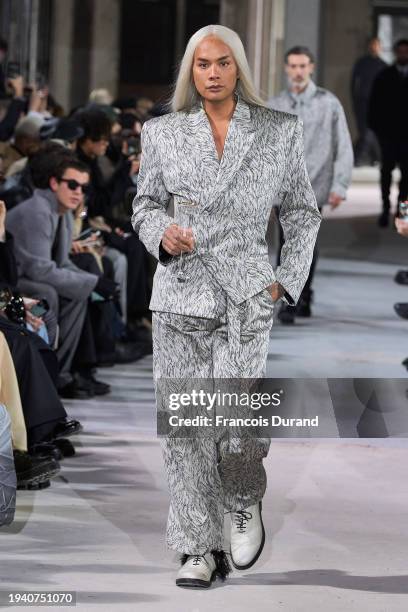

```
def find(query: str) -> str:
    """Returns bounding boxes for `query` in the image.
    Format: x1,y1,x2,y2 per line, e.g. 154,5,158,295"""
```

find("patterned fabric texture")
132,98,321,554
153,288,273,554
268,80,354,206
132,97,322,311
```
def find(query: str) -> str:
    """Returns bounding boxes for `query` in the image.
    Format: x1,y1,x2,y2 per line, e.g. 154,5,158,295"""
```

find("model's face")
50,168,90,213
285,54,314,90
192,36,238,104
395,44,408,66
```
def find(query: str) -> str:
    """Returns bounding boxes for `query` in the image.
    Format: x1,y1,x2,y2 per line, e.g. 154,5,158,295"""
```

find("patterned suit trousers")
152,288,274,554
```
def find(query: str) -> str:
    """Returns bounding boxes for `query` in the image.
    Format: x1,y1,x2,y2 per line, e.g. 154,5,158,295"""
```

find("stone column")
48,0,75,112
89,0,120,99
220,0,249,46
220,0,286,99
320,0,372,138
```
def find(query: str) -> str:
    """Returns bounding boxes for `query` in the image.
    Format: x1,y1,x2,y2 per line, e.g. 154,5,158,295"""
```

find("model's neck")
203,96,236,122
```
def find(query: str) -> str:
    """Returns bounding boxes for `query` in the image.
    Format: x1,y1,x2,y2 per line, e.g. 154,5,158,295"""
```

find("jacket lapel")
177,98,256,209
210,98,255,206
177,105,219,203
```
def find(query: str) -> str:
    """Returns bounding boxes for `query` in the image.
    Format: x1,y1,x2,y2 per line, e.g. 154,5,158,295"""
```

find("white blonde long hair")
171,24,266,112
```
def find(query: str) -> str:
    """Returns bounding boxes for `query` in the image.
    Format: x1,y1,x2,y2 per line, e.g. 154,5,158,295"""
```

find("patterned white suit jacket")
132,98,322,318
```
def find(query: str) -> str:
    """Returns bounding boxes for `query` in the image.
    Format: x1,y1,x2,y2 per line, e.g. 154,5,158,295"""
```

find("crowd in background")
0,34,164,498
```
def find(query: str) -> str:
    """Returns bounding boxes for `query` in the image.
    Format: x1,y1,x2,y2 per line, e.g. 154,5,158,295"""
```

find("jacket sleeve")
330,99,354,198
275,118,322,305
131,122,174,264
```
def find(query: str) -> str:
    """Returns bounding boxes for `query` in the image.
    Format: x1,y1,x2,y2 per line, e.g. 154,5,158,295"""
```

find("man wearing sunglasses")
6,156,117,394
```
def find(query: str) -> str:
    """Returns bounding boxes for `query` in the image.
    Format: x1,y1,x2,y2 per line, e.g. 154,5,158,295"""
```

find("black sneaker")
14,451,60,490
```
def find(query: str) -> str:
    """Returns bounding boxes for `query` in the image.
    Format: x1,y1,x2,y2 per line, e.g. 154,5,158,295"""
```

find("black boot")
13,451,60,490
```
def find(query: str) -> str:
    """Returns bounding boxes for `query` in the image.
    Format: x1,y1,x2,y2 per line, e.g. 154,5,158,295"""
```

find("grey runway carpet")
1,255,408,611
1,177,408,610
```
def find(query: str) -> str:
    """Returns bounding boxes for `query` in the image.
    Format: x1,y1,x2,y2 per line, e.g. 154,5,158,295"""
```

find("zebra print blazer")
132,98,321,318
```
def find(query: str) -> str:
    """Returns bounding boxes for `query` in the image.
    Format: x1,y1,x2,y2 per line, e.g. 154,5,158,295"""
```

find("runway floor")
1,178,408,611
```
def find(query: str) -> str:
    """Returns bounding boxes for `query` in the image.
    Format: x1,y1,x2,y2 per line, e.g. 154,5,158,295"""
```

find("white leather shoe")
230,501,265,569
176,553,216,588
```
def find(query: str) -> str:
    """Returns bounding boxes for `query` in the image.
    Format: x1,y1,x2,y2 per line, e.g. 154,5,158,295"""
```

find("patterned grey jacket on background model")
268,80,354,206
132,98,322,317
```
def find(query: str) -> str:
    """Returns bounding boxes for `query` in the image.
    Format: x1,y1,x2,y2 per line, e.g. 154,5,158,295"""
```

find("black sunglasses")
59,178,91,194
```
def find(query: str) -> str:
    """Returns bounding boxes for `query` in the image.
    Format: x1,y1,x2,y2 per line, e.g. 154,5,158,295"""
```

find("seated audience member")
5,155,117,396
0,404,16,524
0,114,41,178
0,141,72,210
0,332,60,490
89,88,114,106
0,75,26,143
0,200,79,485
76,107,152,334
52,116,84,151
0,327,28,455
75,107,134,220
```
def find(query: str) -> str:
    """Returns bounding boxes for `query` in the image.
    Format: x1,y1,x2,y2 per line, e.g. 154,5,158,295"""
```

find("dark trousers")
105,233,150,319
0,317,66,445
353,98,380,165
70,252,116,364
378,138,408,213
276,205,321,302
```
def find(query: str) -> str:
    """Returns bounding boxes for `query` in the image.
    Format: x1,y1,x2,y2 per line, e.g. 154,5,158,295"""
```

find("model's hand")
328,192,343,209
162,224,195,256
267,281,285,302
395,217,408,237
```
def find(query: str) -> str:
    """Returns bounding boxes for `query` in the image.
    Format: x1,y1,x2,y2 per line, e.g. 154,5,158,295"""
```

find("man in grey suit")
269,45,353,323
6,156,108,392
133,26,321,589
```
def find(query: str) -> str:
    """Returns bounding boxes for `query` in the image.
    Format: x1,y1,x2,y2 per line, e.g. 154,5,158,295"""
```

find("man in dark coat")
369,38,408,227
351,37,387,166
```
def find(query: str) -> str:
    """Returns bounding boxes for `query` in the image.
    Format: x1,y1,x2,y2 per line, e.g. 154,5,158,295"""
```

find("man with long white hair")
132,25,321,588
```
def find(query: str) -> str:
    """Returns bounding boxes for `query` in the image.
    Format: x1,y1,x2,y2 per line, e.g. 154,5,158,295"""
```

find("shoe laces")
233,510,252,533
191,555,203,566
